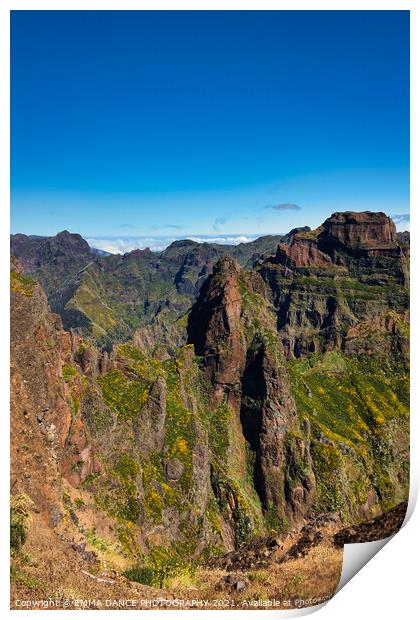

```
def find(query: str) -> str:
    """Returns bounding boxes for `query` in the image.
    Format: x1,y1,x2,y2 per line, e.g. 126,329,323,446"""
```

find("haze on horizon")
11,10,409,252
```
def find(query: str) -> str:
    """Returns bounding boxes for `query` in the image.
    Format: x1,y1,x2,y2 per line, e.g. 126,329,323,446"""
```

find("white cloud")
391,213,410,225
87,237,177,253
87,234,259,255
390,214,410,232
187,235,257,245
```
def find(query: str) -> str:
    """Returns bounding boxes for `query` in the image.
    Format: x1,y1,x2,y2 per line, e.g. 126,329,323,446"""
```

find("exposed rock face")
318,211,397,251
165,458,185,481
10,265,221,560
36,230,92,265
240,341,315,520
11,230,91,273
136,376,167,455
133,321,186,359
73,341,112,378
10,269,98,501
10,211,410,592
260,211,409,358
10,230,286,348
272,211,401,272
123,248,152,259
188,257,316,529
274,238,332,269
283,225,311,242
188,256,246,409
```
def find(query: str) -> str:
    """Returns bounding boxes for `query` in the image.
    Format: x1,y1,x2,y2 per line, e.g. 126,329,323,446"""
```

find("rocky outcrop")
318,211,397,252
10,268,220,561
397,230,410,246
11,230,92,273
240,341,315,520
10,210,410,596
35,230,92,266
270,212,402,272
274,238,332,269
333,501,407,546
72,340,112,377
136,376,167,455
10,230,287,349
260,211,409,358
188,256,246,409
10,267,106,555
188,257,316,530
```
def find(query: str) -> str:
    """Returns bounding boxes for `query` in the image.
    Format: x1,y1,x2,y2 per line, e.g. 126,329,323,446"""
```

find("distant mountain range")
10,229,305,349
10,224,409,352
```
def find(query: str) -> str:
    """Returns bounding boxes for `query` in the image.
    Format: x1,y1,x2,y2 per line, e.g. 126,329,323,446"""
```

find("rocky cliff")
260,211,409,357
10,211,409,601
10,231,286,350
186,211,409,528
188,257,316,529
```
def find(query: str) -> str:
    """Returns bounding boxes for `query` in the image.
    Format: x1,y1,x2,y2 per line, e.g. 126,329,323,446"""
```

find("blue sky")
11,10,409,251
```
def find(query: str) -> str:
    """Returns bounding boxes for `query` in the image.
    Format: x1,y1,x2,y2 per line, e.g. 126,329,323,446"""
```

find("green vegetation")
65,270,117,338
93,346,206,554
10,564,46,592
207,401,232,468
85,529,111,553
98,369,150,423
62,363,78,382
9,223,410,598
289,350,409,517
10,495,32,554
107,454,142,524
10,271,37,297
124,545,197,588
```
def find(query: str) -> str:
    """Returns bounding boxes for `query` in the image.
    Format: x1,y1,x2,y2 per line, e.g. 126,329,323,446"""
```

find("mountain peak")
272,210,401,270
123,247,152,259
319,211,397,249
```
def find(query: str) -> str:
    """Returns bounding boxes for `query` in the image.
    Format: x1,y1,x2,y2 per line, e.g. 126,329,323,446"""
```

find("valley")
10,211,410,609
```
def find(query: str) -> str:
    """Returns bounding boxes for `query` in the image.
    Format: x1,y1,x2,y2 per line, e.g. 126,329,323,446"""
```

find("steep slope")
255,211,409,518
10,258,269,582
188,257,316,530
11,232,287,350
187,211,409,525
258,211,409,357
10,211,409,605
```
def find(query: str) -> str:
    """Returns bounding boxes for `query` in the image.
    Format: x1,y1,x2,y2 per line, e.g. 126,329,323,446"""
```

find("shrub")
124,546,196,588
10,520,27,553
10,271,36,297
62,364,78,382
10,494,32,553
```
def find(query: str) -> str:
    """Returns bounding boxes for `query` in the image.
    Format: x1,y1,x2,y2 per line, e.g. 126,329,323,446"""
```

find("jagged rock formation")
188,256,315,529
259,211,409,357
318,211,397,251
188,257,246,409
136,376,167,455
10,263,220,562
10,231,286,348
10,211,409,600
188,211,409,528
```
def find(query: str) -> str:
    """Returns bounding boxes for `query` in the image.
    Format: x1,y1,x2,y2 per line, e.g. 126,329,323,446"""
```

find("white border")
1,2,418,618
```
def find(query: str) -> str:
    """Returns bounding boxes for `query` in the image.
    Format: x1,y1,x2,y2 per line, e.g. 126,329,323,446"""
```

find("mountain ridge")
10,218,409,353
10,210,409,605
